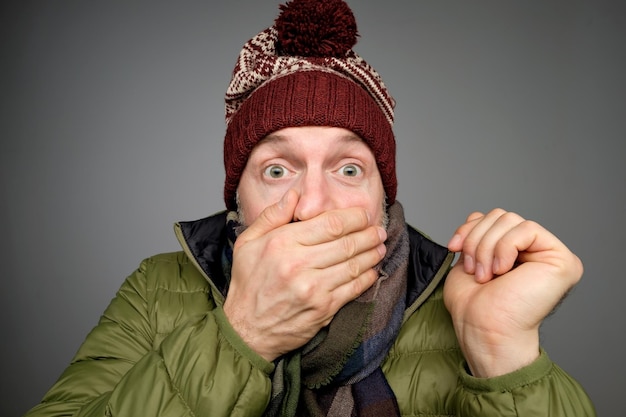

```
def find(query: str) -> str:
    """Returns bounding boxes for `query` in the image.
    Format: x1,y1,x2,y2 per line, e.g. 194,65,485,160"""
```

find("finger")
448,210,502,274
489,221,537,278
310,242,387,290
300,225,387,270
447,211,484,251
449,209,514,279
327,268,380,310
470,211,525,282
493,219,582,281
466,211,485,223
236,189,299,245
291,206,373,246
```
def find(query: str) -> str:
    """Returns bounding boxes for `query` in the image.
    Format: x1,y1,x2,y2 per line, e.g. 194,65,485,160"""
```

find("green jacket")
25,212,596,417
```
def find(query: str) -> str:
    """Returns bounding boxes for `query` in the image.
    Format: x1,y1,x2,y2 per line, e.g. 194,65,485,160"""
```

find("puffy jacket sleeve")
24,255,273,417
454,348,596,416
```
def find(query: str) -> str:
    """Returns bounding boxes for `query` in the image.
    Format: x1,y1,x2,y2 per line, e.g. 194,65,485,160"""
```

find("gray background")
1,1,624,416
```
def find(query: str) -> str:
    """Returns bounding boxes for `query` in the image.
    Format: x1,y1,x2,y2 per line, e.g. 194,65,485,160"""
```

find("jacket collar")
174,211,230,304
404,225,455,321
174,211,454,314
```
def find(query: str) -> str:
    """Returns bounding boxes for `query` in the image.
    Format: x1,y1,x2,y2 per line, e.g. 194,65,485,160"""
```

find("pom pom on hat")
275,0,358,57
223,0,397,211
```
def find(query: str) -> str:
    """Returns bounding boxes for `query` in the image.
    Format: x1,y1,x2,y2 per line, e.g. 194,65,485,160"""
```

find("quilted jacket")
24,211,596,416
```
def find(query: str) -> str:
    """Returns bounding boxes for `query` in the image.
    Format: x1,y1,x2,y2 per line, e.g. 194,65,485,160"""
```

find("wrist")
461,330,540,378
213,307,276,373
222,308,279,362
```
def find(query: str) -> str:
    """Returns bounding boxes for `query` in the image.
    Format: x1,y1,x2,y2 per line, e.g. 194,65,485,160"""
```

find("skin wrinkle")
236,190,389,230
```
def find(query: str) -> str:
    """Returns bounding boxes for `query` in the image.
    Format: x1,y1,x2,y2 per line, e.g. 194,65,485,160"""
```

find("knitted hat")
223,0,397,211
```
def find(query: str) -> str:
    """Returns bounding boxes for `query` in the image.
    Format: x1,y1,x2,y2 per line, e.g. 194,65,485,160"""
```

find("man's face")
237,126,386,227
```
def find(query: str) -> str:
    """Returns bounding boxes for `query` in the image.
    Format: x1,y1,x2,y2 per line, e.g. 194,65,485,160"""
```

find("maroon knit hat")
223,0,397,211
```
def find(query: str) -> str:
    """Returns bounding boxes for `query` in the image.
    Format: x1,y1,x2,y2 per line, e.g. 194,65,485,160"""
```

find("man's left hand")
444,208,583,378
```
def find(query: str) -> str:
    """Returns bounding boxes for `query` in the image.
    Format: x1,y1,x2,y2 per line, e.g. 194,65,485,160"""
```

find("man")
24,0,596,416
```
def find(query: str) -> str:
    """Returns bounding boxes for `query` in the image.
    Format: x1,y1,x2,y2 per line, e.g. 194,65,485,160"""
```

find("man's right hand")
222,189,387,362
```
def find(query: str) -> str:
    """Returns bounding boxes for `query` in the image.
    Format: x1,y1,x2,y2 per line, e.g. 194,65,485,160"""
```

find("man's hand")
444,209,583,378
223,190,387,362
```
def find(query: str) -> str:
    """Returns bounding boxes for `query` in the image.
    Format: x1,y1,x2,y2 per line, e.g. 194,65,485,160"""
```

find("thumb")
237,189,299,244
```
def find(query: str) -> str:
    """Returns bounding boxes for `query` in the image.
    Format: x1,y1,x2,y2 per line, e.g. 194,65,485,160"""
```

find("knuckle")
345,257,361,279
325,213,346,238
466,211,484,222
347,276,364,299
340,236,358,258
520,219,540,231
487,207,507,217
273,255,303,278
349,270,376,299
559,252,584,284
263,235,288,258
293,280,317,302
573,255,584,281
499,210,522,223
264,235,281,251
356,208,369,227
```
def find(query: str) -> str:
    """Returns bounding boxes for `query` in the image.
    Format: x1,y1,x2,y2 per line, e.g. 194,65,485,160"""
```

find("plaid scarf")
222,202,409,417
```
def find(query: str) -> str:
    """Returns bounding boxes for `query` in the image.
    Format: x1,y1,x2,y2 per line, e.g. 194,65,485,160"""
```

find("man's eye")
264,165,286,178
340,164,362,177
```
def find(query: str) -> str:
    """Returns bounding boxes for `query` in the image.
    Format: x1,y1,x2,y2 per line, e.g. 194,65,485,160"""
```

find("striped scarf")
223,202,409,417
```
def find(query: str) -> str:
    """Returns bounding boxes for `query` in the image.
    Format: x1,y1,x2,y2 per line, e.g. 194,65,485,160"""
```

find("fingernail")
492,258,500,275
377,227,387,242
377,243,387,257
475,262,485,281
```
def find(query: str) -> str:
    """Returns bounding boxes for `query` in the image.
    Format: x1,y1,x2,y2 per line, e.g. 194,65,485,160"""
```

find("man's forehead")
258,128,365,147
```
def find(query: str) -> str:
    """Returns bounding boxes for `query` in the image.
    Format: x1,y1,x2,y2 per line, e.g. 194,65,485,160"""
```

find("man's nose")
292,171,333,221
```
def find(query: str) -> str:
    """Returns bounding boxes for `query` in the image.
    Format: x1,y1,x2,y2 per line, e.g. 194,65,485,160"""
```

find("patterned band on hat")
225,26,395,127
